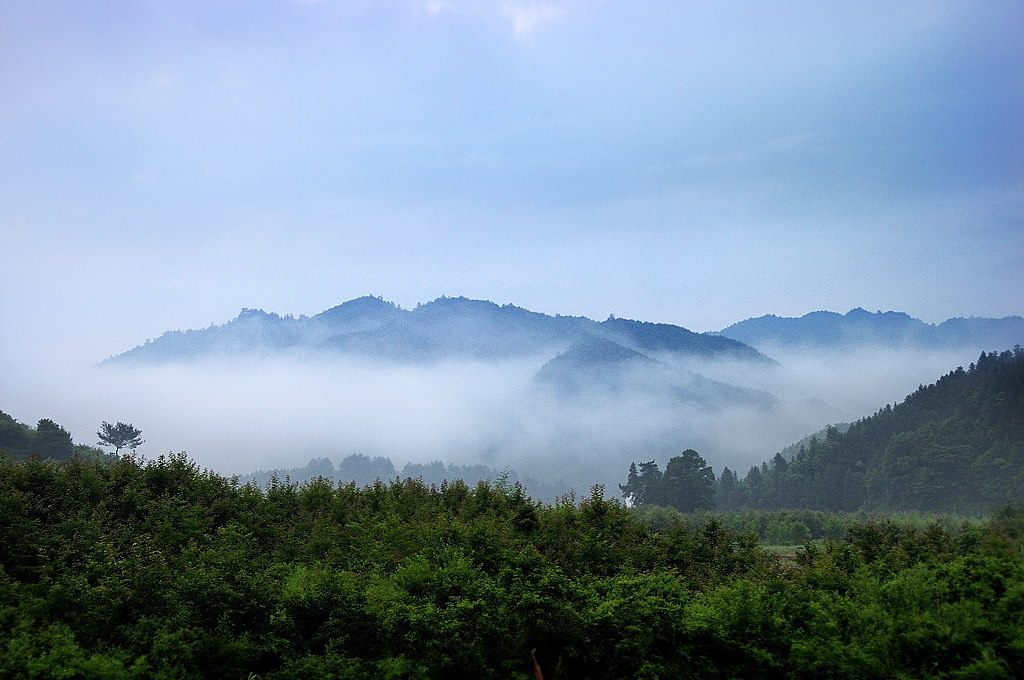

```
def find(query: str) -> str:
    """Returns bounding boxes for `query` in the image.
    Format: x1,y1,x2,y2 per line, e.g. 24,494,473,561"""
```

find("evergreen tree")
662,449,716,512
620,460,665,506
96,421,144,455
717,466,738,510
735,347,1024,513
0,411,32,456
636,460,665,505
32,419,74,459
619,462,641,503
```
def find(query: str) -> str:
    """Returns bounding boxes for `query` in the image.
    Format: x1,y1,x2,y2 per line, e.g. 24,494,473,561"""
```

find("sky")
2,1,1023,465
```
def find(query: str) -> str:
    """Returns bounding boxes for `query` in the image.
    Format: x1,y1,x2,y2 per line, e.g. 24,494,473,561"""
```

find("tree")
619,460,664,506
662,449,716,512
97,421,144,455
619,462,640,503
32,418,74,459
717,467,739,510
0,411,33,456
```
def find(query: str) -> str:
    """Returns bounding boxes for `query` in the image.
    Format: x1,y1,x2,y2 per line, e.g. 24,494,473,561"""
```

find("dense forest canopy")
717,347,1024,514
1,452,1023,678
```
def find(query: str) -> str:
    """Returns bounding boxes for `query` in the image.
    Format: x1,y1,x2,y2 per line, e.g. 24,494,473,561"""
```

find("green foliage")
733,347,1024,513
1,454,1022,678
30,418,74,460
1,412,113,465
620,449,716,512
97,421,145,455
663,449,716,512
0,411,33,457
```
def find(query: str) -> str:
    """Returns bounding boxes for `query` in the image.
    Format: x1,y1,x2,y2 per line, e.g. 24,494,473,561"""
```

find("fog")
2,342,987,499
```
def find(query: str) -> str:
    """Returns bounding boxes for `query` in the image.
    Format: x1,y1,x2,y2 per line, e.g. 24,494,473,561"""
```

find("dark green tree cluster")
632,506,977,546
620,449,716,512
0,411,105,461
2,452,1022,678
725,348,1024,514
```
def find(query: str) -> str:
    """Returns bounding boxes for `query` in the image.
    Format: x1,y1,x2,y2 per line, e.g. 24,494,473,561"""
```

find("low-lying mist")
8,344,986,499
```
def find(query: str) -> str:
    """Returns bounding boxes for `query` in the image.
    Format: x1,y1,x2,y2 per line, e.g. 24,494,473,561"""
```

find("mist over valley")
52,297,1014,499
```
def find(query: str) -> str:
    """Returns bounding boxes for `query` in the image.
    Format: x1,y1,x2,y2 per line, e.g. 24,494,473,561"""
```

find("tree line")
1,451,1022,678
623,348,1024,515
0,413,142,462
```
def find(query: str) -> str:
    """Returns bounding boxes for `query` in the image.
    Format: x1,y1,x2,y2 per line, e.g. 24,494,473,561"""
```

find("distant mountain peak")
554,335,653,366
599,316,773,363
718,308,1024,351
313,295,400,321
101,295,773,367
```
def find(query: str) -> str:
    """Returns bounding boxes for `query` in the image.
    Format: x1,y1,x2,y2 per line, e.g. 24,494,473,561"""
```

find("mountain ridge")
717,307,1024,351
101,295,770,367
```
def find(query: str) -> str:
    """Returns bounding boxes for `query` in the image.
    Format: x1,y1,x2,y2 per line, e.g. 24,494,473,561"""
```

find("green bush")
1,455,1021,678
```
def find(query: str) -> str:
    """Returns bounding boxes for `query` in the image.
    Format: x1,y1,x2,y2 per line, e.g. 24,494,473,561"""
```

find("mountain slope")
321,297,594,362
535,335,774,409
599,317,772,363
101,296,769,366
722,347,1024,513
718,308,1024,351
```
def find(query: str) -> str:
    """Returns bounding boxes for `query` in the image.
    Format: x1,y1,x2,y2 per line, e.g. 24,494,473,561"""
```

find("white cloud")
502,2,570,35
415,0,577,35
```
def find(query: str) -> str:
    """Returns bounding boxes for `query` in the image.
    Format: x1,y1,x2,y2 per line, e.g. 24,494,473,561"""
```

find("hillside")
0,411,107,462
720,347,1024,513
535,335,774,409
102,296,769,366
718,308,1024,350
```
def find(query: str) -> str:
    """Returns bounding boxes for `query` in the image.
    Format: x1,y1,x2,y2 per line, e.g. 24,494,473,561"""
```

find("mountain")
717,308,1024,351
101,296,771,366
599,316,767,362
535,335,774,409
720,347,1024,514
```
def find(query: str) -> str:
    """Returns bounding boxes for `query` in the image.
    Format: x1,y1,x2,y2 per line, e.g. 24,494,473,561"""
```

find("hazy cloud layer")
1,2,1020,490
3,343,988,498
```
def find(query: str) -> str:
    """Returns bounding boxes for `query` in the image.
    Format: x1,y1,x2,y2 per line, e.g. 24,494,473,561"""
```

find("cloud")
4,337,986,504
415,0,577,35
2,0,1021,483
502,2,571,35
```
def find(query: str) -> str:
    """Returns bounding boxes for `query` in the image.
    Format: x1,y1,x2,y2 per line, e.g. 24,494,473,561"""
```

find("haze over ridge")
3,1,1021,498
50,296,1013,498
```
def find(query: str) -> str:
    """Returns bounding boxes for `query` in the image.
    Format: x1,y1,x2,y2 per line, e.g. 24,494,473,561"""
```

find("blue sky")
2,0,1023,373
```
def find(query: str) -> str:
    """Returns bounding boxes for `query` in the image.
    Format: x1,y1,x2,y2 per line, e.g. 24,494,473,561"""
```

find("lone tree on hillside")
97,421,144,455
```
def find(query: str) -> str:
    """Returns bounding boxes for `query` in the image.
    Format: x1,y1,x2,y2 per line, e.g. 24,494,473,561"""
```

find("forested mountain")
535,335,774,408
719,347,1024,513
718,308,1024,350
103,295,769,366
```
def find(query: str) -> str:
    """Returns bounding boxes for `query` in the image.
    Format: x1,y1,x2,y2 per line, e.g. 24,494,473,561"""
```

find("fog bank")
1,343,990,497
